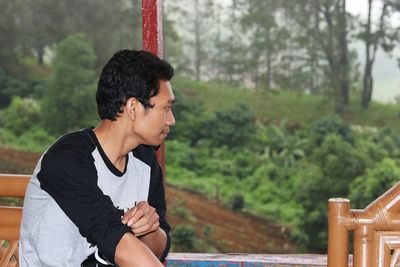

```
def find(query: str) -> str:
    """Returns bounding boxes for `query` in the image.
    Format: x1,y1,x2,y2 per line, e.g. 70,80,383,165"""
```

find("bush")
231,193,245,211
197,103,257,148
349,158,400,208
1,97,41,136
0,126,54,153
172,224,196,251
0,69,29,108
307,116,353,148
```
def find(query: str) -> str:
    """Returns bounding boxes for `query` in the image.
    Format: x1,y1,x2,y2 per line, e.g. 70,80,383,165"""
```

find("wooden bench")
0,174,30,267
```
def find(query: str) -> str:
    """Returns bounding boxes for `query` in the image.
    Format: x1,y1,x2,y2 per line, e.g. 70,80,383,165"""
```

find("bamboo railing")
0,174,30,267
328,181,400,267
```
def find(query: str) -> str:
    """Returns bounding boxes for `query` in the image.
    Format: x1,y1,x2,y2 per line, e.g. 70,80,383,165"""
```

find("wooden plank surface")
0,175,30,198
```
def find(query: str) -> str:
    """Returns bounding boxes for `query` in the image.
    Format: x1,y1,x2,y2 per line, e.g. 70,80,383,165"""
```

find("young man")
19,50,175,267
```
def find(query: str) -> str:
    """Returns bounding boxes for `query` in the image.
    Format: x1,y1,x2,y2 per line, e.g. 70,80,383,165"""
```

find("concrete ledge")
165,253,338,267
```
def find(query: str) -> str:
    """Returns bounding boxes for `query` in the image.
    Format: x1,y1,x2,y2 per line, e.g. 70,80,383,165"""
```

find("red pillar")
141,0,166,176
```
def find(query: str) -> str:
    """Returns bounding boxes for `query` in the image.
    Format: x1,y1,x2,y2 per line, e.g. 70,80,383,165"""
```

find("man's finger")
121,206,137,224
130,212,159,230
132,220,160,236
127,206,147,226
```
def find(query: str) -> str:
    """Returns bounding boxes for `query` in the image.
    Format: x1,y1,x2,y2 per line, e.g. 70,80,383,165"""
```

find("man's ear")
125,97,137,120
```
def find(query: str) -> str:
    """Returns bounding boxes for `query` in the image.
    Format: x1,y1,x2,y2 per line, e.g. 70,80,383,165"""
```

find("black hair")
96,50,174,120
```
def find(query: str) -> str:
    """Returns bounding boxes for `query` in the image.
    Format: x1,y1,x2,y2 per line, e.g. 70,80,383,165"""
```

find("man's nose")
167,110,175,126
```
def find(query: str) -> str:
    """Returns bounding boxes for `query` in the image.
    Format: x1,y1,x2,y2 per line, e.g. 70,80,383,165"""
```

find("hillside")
0,146,295,253
173,77,400,131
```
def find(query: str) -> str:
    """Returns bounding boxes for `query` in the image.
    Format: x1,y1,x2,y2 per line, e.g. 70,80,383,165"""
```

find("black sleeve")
133,145,171,262
149,164,171,262
37,133,130,264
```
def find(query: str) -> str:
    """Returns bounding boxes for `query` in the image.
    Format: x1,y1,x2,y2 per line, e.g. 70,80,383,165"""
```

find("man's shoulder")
51,128,95,151
44,128,96,163
38,129,97,182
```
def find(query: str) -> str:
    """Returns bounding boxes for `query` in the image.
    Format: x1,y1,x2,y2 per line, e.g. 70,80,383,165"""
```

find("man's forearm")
115,232,163,267
139,228,168,259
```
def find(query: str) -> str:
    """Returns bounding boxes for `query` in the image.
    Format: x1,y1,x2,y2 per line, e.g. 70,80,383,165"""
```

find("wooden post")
328,198,351,267
141,0,166,176
353,225,374,267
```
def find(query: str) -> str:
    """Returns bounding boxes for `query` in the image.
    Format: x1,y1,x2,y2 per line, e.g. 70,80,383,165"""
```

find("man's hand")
121,201,159,237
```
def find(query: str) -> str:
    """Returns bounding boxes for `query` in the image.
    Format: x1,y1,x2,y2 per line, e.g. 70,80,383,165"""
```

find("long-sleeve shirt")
19,128,170,266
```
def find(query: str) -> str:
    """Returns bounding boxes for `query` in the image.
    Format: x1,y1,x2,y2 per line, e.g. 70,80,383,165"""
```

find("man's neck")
93,120,138,171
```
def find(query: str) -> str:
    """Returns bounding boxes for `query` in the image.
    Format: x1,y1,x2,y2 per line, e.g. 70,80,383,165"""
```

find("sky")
347,0,400,103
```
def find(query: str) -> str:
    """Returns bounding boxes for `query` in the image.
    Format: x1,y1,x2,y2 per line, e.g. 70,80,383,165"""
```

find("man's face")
134,80,176,146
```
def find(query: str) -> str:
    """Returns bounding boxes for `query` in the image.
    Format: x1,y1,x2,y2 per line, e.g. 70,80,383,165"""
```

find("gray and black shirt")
19,128,170,266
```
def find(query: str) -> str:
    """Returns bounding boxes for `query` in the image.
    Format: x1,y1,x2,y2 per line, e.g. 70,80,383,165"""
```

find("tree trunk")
194,0,201,81
309,3,320,95
36,46,44,65
266,27,272,90
338,0,349,109
361,0,388,108
361,0,374,108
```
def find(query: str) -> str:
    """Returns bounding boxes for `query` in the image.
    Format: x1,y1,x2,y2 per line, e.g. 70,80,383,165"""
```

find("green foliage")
1,97,41,136
173,78,400,133
2,73,400,254
349,158,400,208
171,224,197,251
310,134,365,195
171,224,218,253
258,121,306,167
307,116,353,147
42,33,97,135
168,90,206,144
172,206,192,220
194,103,256,148
166,88,400,253
0,126,54,153
0,69,29,108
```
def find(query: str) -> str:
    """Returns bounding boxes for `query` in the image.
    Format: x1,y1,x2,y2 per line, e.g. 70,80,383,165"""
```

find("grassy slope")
173,77,400,130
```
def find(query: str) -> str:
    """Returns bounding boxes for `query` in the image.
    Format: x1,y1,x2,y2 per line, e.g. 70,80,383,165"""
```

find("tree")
212,0,246,84
274,1,324,94
163,0,190,74
165,0,220,80
313,0,350,113
281,0,353,111
191,0,216,80
42,33,97,135
71,0,142,70
359,0,398,108
241,0,281,90
0,0,26,76
21,0,67,65
3,0,141,70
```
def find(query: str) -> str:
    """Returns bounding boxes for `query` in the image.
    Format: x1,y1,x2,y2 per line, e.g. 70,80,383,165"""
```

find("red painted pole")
141,0,166,176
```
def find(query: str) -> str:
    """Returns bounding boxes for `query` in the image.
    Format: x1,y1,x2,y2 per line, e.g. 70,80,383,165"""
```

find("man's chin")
143,135,166,148
149,139,164,148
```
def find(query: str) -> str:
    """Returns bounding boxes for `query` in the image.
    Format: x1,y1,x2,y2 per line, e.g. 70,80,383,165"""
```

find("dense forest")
1,0,400,253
